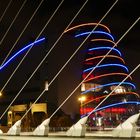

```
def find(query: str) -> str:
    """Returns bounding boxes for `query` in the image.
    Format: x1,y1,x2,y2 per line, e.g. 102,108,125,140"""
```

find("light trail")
83,63,129,73
0,38,45,70
91,39,116,45
0,0,89,120
19,0,119,121
88,63,140,117
81,101,140,118
82,92,140,106
88,101,140,115
81,82,136,94
88,47,122,56
49,16,139,120
85,55,125,63
64,23,111,33
0,0,44,66
84,72,132,82
75,31,115,41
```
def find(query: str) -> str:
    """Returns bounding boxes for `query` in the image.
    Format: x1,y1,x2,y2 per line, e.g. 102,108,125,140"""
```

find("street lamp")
78,96,86,116
0,92,2,97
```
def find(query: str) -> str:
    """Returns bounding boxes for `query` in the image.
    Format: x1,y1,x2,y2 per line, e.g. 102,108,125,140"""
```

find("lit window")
111,86,126,93
45,81,48,91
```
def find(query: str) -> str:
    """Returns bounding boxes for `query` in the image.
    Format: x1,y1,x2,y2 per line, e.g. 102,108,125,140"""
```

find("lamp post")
78,96,86,116
0,92,2,97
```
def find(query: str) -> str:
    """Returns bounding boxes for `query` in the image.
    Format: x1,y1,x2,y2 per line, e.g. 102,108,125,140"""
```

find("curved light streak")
81,101,140,117
64,23,111,33
85,55,125,64
71,23,139,119
75,31,115,41
82,92,139,106
91,38,116,46
88,47,122,56
84,72,132,82
92,101,140,113
0,37,45,70
84,63,129,73
81,82,136,94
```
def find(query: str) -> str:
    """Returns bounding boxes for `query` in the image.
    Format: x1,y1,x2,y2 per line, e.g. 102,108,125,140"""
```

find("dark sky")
0,0,140,115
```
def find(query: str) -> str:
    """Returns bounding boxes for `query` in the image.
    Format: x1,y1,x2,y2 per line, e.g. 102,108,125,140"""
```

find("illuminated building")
65,23,140,127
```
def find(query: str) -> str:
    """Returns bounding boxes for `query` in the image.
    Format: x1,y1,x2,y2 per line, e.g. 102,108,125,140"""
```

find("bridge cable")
0,0,13,23
0,0,65,120
0,0,27,45
19,0,119,121
1,0,44,66
88,63,140,117
0,0,44,95
0,0,88,120
49,17,140,119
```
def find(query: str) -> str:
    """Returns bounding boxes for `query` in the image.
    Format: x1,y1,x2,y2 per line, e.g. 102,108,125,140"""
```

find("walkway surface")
0,131,140,140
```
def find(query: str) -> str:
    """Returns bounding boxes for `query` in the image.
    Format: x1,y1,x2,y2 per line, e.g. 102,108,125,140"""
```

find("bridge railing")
18,126,140,133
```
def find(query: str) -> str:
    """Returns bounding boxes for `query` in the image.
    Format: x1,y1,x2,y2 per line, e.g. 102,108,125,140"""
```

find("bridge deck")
0,131,140,140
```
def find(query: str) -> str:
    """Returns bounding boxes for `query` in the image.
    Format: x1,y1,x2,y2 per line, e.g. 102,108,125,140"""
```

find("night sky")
0,0,140,115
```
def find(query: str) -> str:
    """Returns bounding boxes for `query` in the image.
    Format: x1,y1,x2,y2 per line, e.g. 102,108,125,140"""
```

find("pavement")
0,131,140,140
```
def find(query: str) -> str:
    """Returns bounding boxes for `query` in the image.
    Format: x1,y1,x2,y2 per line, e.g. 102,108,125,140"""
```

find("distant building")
65,23,140,127
7,103,47,129
0,38,50,126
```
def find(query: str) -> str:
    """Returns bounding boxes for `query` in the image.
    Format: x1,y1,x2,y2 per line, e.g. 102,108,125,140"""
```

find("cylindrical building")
65,23,140,127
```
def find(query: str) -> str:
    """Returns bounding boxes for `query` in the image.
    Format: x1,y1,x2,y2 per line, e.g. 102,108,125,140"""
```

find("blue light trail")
81,101,140,118
83,63,129,73
88,47,122,56
75,31,115,41
81,82,136,94
0,37,45,70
